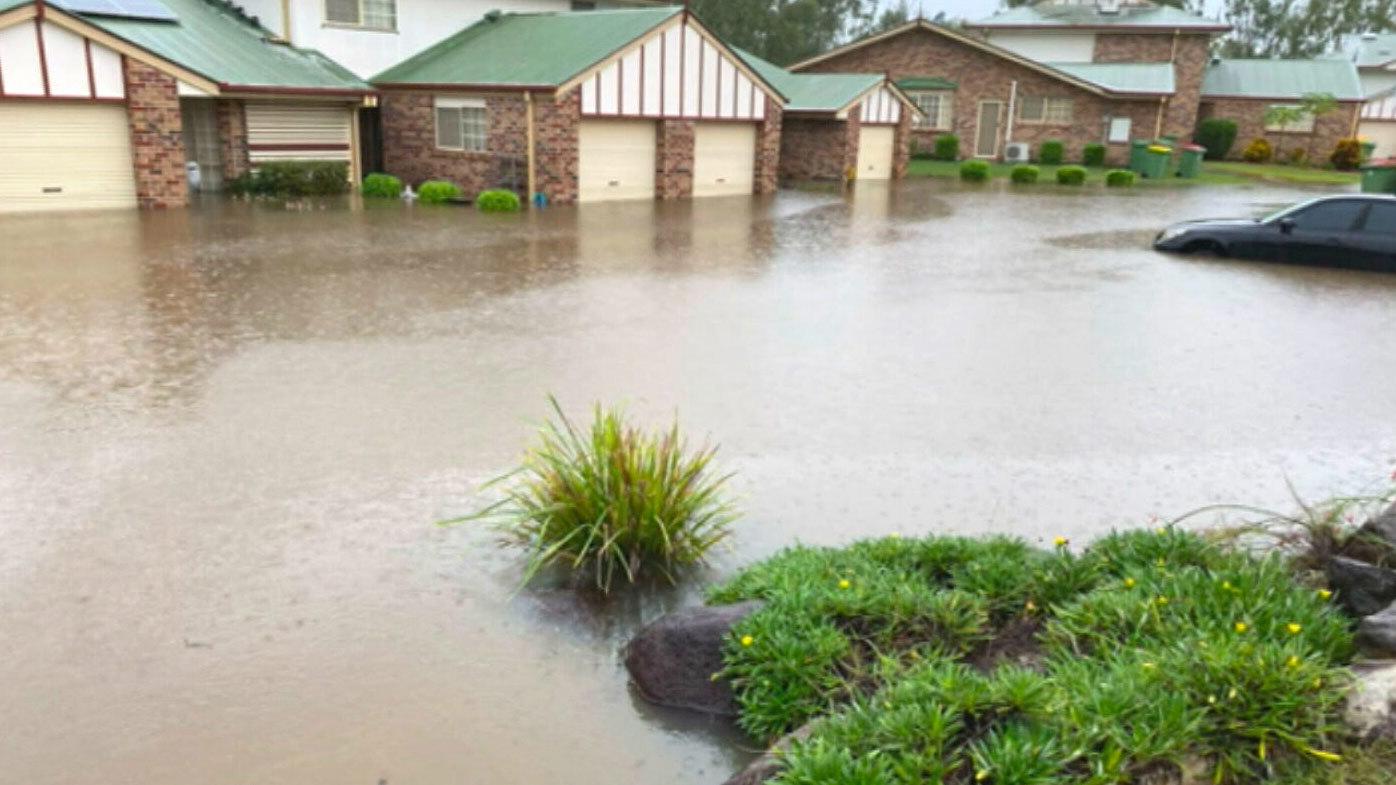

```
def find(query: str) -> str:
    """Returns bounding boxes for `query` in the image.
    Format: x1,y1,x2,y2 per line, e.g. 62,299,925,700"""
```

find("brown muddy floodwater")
2,179,1395,784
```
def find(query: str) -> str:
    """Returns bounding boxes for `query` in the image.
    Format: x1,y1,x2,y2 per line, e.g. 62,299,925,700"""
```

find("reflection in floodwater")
1,180,1394,785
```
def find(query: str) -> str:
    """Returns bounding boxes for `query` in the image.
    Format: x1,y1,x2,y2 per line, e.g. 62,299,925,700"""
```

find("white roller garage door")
0,102,137,213
579,119,656,203
856,126,895,181
693,123,756,197
1361,121,1396,160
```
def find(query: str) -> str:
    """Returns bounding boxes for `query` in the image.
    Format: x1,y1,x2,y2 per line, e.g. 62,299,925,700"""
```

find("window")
570,1,597,8
325,0,395,31
1288,200,1365,232
1019,96,1074,125
435,97,487,152
1361,202,1396,234
1264,104,1315,134
1107,116,1131,143
911,91,953,130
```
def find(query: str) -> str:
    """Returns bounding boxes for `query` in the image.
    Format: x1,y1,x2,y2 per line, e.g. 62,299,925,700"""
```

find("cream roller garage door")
1362,121,1396,160
856,125,895,181
0,102,137,213
693,122,756,197
579,119,656,203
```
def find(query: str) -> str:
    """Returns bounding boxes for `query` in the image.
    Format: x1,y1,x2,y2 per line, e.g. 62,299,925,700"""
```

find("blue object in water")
532,192,548,209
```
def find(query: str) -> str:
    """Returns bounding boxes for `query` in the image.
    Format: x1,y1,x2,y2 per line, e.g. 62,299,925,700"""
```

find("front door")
975,101,1003,159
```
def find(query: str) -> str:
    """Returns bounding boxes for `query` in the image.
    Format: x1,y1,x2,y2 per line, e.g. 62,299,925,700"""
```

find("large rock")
1358,502,1396,551
1343,660,1396,742
623,601,763,716
1358,603,1396,657
721,723,814,785
1326,556,1396,617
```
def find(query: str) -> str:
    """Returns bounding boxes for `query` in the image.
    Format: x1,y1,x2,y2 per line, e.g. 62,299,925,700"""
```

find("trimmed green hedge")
959,160,990,181
477,189,522,212
1082,143,1106,167
418,180,462,204
1038,140,1065,165
361,173,403,198
1010,164,1040,184
934,134,960,161
1105,169,1136,187
226,161,350,198
1195,118,1239,161
1056,165,1088,185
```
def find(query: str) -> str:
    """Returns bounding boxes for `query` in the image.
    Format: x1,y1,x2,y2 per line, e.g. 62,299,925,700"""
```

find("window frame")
323,0,397,32
434,96,488,153
1018,96,1074,126
1263,104,1315,134
910,90,953,131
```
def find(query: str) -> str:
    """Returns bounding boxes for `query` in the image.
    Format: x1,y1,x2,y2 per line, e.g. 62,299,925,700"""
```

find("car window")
1361,202,1396,234
1288,200,1365,232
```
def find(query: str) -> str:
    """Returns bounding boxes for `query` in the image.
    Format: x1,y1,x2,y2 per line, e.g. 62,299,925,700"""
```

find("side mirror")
1279,218,1295,234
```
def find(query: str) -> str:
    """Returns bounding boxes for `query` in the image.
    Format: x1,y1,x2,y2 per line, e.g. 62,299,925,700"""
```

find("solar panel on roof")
53,0,179,23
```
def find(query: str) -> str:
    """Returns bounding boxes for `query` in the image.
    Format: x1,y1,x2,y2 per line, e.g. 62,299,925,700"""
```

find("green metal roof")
0,0,30,12
1046,61,1175,94
735,47,879,112
42,0,370,91
1350,33,1396,68
968,3,1227,30
895,77,957,91
373,7,681,86
1201,59,1364,101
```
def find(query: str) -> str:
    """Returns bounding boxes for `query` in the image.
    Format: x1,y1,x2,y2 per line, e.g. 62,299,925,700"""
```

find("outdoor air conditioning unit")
1004,142,1032,164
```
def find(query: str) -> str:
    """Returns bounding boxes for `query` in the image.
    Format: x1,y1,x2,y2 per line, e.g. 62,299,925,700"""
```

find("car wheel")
1182,239,1226,257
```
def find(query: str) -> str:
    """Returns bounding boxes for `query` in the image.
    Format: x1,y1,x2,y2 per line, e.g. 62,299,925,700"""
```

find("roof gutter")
369,82,557,93
220,83,377,97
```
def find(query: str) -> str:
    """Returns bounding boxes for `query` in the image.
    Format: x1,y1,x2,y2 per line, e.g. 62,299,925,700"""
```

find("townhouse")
1343,33,1396,158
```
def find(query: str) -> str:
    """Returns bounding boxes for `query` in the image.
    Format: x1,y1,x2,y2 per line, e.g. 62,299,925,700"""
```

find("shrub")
1055,165,1087,185
417,180,462,204
1330,137,1363,171
443,397,736,592
1082,143,1106,167
959,160,990,181
225,161,350,198
1195,118,1239,160
1038,139,1065,165
1285,147,1309,166
1010,164,1039,184
361,173,403,198
476,188,522,212
934,133,960,161
1105,169,1136,187
1241,137,1274,163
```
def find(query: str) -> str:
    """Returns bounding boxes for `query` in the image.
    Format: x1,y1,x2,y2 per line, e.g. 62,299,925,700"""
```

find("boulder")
1357,603,1396,657
1343,659,1396,742
721,723,814,785
623,601,763,716
1358,502,1396,551
1326,556,1396,617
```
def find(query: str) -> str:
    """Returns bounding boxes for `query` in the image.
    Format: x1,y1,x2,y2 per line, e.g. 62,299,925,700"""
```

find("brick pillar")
216,99,250,180
844,108,862,181
754,96,783,195
123,59,188,209
892,106,912,178
536,92,580,205
656,119,695,199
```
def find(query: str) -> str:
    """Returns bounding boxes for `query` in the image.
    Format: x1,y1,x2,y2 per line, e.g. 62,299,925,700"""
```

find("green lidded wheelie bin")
1360,159,1396,194
1129,139,1150,174
1177,144,1206,179
1140,144,1172,179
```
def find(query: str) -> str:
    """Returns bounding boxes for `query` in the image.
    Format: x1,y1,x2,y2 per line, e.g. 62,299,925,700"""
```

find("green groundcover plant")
960,160,991,182
417,180,462,204
476,189,522,212
709,529,1356,785
361,173,403,198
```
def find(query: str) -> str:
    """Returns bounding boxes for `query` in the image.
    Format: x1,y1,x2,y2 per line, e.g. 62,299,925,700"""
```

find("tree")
1262,92,1340,162
1219,0,1396,59
691,0,874,66
864,0,913,35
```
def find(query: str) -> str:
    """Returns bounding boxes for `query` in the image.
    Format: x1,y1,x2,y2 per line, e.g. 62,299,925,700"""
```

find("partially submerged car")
1154,194,1396,272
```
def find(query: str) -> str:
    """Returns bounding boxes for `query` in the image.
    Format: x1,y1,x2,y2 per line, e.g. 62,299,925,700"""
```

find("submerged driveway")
2,180,1394,784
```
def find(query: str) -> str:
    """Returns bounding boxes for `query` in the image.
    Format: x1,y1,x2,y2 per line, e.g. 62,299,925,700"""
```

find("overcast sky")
874,0,1226,23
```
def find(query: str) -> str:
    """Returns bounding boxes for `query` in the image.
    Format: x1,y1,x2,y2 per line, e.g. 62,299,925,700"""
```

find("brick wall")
1198,99,1361,162
754,97,783,194
779,116,855,182
123,59,187,209
656,119,695,198
893,105,912,177
1093,33,1211,139
216,100,249,180
534,92,580,205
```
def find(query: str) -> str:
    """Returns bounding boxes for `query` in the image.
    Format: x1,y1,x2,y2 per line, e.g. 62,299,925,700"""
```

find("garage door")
856,126,895,181
0,102,137,213
579,119,656,203
1362,121,1396,160
693,123,756,197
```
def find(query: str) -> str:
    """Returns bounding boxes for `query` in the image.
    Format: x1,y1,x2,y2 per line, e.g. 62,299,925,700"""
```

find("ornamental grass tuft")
445,397,736,592
710,528,1358,785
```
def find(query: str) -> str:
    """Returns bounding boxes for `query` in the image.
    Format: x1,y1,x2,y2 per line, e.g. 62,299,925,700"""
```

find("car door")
1282,199,1369,267
1350,201,1396,272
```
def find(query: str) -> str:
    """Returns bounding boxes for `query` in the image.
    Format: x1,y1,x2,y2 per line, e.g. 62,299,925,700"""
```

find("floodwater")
2,180,1395,784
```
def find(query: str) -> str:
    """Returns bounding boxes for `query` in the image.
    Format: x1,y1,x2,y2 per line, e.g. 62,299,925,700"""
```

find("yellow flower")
1221,581,1233,590
838,579,851,590
1234,622,1248,633
1054,536,1069,548
975,770,989,782
909,650,920,659
1313,677,1324,689
1318,589,1333,601
1287,656,1301,669
740,635,754,647
1156,596,1169,605
1228,687,1238,700
889,532,901,540
1287,623,1303,635
1142,662,1157,670
1124,577,1136,588
1207,695,1217,705
1025,601,1037,612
